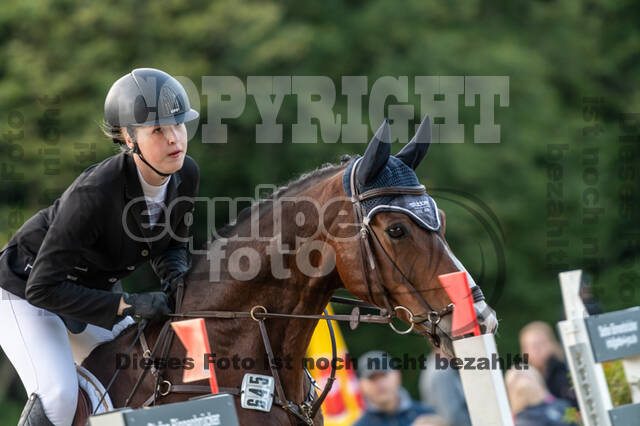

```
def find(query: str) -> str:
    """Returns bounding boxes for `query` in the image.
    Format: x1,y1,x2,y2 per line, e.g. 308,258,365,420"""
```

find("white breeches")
0,287,134,426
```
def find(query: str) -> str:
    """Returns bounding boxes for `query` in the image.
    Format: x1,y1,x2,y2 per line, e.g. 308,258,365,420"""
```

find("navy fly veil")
342,155,441,232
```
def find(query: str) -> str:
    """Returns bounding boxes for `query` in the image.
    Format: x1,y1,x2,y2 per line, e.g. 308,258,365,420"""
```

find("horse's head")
333,116,498,357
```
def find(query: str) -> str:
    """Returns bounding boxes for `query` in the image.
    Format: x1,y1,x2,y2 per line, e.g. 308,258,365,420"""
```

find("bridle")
347,156,463,347
94,159,485,425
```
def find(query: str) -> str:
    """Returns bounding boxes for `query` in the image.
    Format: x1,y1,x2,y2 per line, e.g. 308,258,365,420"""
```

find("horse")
81,116,499,425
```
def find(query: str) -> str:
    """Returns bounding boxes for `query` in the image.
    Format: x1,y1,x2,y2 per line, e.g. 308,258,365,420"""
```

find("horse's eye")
386,225,405,239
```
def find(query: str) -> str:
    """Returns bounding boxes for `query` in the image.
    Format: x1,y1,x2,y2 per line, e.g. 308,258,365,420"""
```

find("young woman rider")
0,68,200,425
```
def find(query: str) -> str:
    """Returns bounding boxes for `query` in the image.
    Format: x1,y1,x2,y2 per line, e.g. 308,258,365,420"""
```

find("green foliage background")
1,0,639,423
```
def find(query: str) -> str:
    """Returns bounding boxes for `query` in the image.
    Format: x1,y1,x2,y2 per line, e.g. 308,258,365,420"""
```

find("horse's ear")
357,119,391,186
396,115,431,170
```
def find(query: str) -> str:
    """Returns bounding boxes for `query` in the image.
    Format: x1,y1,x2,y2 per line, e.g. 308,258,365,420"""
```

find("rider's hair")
100,120,137,156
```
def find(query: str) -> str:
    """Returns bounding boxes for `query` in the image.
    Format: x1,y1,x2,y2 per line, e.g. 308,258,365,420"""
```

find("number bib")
240,374,275,412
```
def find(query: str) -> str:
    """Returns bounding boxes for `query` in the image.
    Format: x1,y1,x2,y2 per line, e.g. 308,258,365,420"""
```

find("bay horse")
82,116,498,425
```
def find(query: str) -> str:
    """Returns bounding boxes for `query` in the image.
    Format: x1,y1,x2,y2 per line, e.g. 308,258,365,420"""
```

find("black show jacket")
0,151,199,331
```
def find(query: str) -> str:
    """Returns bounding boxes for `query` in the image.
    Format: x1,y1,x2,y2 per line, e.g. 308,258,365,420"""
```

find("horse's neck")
183,170,346,401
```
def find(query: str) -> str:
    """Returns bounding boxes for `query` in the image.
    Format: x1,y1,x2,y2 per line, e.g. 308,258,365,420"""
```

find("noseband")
348,157,484,347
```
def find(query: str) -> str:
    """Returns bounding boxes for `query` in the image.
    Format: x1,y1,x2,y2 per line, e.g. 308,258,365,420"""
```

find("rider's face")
126,123,188,175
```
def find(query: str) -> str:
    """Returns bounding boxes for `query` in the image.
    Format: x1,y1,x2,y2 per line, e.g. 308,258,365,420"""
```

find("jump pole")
439,271,514,426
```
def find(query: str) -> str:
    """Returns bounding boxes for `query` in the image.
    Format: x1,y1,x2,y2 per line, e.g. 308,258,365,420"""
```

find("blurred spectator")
354,350,441,426
505,366,572,426
419,347,472,426
519,321,578,407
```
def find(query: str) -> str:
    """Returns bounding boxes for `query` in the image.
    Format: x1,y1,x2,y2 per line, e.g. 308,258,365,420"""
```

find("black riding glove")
122,292,171,322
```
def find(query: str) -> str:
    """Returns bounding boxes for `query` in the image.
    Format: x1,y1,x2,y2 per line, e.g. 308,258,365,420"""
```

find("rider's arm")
25,186,123,329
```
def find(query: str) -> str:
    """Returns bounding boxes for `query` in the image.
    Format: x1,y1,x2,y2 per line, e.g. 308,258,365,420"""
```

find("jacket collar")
123,152,182,201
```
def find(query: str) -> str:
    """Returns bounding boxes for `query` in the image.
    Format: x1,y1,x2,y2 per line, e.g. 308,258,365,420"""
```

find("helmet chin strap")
131,143,172,178
127,127,172,178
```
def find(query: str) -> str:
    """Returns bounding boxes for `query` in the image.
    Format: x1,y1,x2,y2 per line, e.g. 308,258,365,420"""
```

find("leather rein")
95,161,485,425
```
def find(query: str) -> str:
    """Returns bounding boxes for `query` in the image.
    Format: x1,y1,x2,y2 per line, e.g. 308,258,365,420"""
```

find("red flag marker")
171,318,219,393
438,271,481,337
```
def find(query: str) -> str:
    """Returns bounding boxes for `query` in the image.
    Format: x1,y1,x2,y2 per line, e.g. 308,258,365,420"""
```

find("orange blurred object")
438,271,481,337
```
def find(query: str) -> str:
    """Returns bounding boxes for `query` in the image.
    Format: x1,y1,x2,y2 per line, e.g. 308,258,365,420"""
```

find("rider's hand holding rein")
120,292,171,322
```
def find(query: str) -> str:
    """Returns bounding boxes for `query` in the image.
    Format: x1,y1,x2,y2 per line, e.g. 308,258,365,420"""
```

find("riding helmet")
104,68,199,128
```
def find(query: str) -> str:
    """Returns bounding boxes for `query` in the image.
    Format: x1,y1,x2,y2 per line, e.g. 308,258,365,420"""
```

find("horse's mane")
213,156,351,239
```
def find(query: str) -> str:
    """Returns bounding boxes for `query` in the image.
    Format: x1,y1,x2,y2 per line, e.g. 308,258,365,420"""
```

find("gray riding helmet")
104,68,199,128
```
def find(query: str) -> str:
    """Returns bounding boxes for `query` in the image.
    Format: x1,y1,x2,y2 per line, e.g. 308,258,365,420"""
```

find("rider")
0,68,200,426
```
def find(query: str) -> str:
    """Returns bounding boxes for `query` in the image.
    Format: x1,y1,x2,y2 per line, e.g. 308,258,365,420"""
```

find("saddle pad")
76,364,114,415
